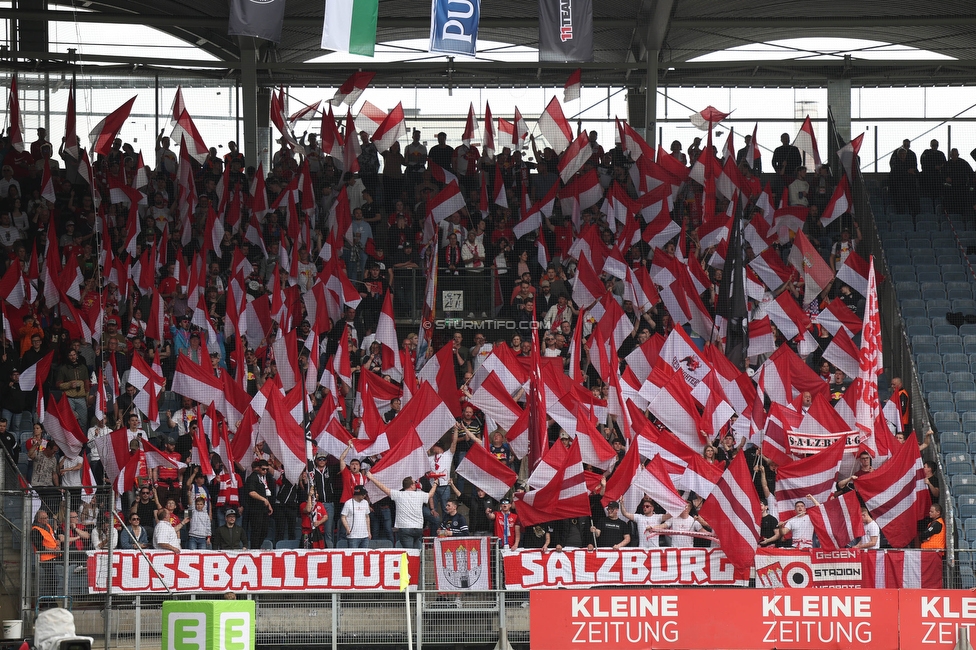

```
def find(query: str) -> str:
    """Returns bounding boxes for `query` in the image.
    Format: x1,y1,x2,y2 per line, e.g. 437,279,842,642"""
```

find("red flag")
456,442,518,501
6,76,24,152
821,173,852,227
855,256,884,457
793,115,821,167
171,109,209,164
808,490,865,550
563,69,582,103
774,435,846,521
689,106,729,130
376,290,403,382
557,131,591,183
364,428,429,503
461,102,478,145
538,97,574,154
331,71,375,106
371,102,405,154
89,96,137,156
44,395,88,457
699,453,761,572
516,440,590,527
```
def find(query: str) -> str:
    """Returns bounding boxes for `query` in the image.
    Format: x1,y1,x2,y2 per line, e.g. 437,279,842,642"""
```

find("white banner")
787,430,860,454
433,536,491,590
87,549,420,593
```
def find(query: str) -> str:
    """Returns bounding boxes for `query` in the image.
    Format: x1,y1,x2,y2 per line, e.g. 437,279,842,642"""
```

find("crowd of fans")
1,109,942,591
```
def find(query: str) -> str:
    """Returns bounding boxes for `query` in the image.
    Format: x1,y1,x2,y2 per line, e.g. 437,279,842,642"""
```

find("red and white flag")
342,109,361,173
172,355,223,407
636,420,722,499
765,291,811,341
515,440,591,527
749,248,793,291
456,441,518,501
482,102,495,160
748,316,776,357
788,229,834,305
0,261,24,309
468,371,523,432
170,109,209,164
331,71,375,106
792,115,821,167
376,290,403,382
817,297,862,338
836,250,880,299
461,102,478,145
427,180,465,224
854,436,929,548
822,328,861,380
774,435,845,521
746,123,761,168
854,256,884,457
563,68,582,103
821,174,852,227
838,133,864,182
538,97,574,154
364,427,430,503
371,102,406,153
647,371,705,451
6,76,24,152
689,106,729,130
807,490,865,550
468,343,530,396
255,387,310,484
699,453,761,571
89,96,137,156
44,395,88,457
557,131,592,183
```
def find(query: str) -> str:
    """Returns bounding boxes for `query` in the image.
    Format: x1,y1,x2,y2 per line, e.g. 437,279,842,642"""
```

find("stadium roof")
3,1,976,88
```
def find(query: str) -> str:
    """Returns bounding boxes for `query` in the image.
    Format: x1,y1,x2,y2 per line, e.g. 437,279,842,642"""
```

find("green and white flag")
321,0,378,56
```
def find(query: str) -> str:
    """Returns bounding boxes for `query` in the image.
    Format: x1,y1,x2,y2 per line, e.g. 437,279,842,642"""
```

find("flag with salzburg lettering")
854,256,886,457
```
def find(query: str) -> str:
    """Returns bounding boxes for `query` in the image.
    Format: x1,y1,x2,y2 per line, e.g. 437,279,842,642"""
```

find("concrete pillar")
644,49,659,149
239,36,260,168
827,78,852,168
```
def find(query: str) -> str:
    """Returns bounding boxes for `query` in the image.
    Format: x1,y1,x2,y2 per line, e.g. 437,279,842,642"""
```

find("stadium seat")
915,343,939,355
935,411,962,428
917,272,943,284
914,335,938,348
954,474,976,488
955,300,976,313
945,353,970,365
918,363,945,375
954,385,976,397
276,539,300,549
965,337,976,354
947,462,974,475
897,281,921,294
944,363,971,374
925,381,950,395
961,324,976,337
954,485,976,497
260,540,274,550
928,391,955,405
943,272,970,284
902,299,927,312
927,299,953,314
935,325,961,337
908,324,932,337
950,288,975,301
918,353,944,366
942,442,969,454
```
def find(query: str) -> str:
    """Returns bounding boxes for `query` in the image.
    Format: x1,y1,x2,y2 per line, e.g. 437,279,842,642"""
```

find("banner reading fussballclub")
538,0,593,63
429,0,480,58
228,0,287,44
433,536,491,590
87,549,420,593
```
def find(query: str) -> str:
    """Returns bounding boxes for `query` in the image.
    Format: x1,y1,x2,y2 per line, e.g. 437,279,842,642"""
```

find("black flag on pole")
228,0,287,44
538,0,593,63
718,198,749,370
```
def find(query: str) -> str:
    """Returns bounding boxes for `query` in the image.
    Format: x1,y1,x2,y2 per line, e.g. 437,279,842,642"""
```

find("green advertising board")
161,599,255,650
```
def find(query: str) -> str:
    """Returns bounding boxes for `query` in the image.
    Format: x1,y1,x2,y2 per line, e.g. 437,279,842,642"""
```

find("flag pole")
400,551,412,650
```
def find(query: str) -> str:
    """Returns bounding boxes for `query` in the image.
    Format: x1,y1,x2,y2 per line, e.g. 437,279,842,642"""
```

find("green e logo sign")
162,601,255,650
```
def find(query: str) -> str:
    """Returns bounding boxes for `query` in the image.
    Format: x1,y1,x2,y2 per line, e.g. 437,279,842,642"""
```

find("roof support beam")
0,9,633,30
670,15,976,28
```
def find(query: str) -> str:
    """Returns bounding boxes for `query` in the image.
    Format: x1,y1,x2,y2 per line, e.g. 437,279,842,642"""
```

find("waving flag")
538,97,574,154
774,435,845,521
456,441,518,501
793,115,821,167
564,68,582,102
6,76,24,152
700,453,761,571
808,490,865,550
89,96,137,156
854,438,929,548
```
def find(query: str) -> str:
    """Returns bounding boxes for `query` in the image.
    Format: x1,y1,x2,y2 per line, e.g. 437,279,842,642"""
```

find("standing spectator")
856,508,880,550
307,452,337,547
301,489,330,549
341,485,372,548
491,498,520,549
186,496,211,550
450,479,494,536
779,499,814,549
619,499,668,549
919,139,946,201
366,473,437,550
757,502,782,548
58,448,83,488
55,349,90,430
31,510,63,595
214,507,247,550
153,507,185,553
590,501,631,549
437,499,468,537
31,439,60,512
454,406,482,493
666,503,710,548
244,459,275,548
428,429,457,518
920,504,945,552
890,377,911,433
